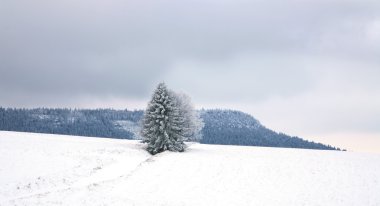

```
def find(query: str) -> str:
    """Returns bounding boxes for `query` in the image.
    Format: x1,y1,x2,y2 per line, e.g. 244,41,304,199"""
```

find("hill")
201,110,337,150
0,107,338,150
0,131,378,205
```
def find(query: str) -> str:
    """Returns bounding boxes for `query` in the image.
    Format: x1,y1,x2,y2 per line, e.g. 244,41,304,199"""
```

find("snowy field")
0,131,379,206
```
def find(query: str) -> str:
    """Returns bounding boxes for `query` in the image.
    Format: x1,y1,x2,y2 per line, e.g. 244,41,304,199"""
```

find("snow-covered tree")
141,83,186,155
170,92,204,142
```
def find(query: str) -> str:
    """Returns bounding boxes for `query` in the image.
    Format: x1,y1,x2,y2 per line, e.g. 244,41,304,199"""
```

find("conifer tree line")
0,108,141,138
0,99,340,151
140,83,204,155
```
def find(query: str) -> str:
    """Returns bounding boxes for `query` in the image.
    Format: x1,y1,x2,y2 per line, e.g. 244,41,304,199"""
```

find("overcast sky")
1,0,380,153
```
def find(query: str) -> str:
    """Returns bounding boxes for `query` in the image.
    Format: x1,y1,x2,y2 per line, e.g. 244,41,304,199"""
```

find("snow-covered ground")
1,131,379,206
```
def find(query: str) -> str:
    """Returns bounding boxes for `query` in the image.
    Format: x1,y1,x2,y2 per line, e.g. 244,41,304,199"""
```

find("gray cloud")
1,0,380,151
1,1,379,98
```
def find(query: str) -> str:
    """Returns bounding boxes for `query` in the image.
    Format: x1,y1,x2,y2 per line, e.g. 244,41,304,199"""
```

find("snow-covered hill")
0,131,379,206
0,108,339,150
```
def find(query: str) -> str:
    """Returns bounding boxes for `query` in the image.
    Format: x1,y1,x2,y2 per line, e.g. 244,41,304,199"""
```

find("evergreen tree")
141,83,186,154
171,92,204,142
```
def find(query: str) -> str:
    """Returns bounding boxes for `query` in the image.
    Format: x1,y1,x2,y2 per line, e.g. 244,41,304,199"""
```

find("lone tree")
141,83,203,155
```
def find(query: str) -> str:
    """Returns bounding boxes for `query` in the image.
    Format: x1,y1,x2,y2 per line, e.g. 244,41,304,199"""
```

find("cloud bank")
1,0,380,152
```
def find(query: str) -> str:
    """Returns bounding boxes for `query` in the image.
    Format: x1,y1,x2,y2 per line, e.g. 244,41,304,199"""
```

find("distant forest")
201,110,340,150
0,107,340,150
0,108,142,139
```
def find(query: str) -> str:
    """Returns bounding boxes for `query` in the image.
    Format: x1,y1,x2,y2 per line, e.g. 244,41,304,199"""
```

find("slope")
1,131,379,206
201,109,338,150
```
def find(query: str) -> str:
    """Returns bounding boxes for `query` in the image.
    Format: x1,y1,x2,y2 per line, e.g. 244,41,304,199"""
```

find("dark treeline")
200,110,339,150
0,108,142,139
0,107,340,150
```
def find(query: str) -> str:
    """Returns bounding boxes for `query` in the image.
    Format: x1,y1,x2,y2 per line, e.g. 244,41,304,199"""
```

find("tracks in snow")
4,152,163,204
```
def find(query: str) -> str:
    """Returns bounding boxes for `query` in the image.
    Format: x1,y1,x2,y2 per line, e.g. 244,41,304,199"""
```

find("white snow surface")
1,131,379,206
